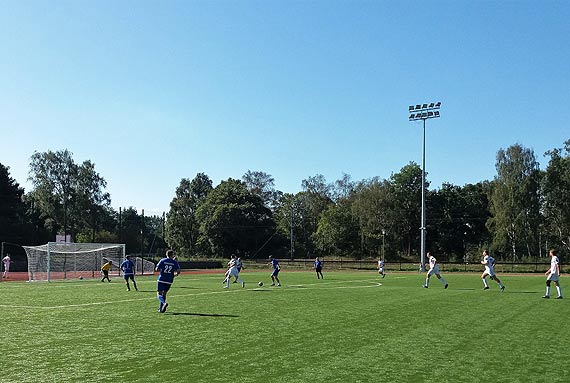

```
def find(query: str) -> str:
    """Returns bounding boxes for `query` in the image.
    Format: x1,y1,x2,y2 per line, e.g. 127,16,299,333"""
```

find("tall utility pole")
382,229,386,261
290,204,294,260
141,209,145,259
408,102,441,271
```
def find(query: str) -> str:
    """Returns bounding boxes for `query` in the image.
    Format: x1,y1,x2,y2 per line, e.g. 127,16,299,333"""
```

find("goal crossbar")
23,242,132,282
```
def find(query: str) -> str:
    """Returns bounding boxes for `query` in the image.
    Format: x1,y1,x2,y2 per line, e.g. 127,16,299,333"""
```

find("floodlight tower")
408,102,441,272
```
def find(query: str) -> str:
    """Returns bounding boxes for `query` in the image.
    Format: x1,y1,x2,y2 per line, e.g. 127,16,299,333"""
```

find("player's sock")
556,286,562,297
440,278,447,286
545,286,551,296
425,278,430,287
482,278,489,288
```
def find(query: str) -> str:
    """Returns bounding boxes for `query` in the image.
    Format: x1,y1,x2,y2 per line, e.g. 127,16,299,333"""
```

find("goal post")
23,242,127,282
134,256,156,276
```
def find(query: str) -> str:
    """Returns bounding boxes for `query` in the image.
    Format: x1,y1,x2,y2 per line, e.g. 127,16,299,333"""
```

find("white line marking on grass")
0,288,248,310
312,282,382,290
0,278,382,310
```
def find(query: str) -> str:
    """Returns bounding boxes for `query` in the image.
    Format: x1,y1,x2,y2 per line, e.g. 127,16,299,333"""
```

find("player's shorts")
157,281,172,292
271,269,280,277
547,273,559,282
427,266,440,276
228,267,239,278
378,268,384,274
316,266,322,272
123,274,135,281
483,266,496,277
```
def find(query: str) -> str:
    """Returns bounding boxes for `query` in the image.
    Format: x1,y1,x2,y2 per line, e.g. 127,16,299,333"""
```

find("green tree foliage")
28,149,76,235
314,202,359,257
332,173,356,202
166,173,213,256
145,214,168,257
119,207,145,254
273,192,319,259
427,183,491,261
11,138,570,262
0,163,29,244
351,177,394,258
242,170,282,210
427,183,466,260
196,178,274,258
300,174,334,256
27,149,110,240
75,205,119,244
390,163,423,257
487,144,541,260
543,140,570,253
460,182,493,258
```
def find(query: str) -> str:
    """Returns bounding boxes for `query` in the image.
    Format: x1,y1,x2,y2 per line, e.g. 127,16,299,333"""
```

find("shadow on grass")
453,288,539,294
166,312,239,317
506,291,540,294
174,286,200,289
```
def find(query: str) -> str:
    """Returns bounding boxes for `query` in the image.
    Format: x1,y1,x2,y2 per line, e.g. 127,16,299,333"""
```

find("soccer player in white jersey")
543,249,563,299
223,255,236,284
223,258,245,289
423,252,448,289
377,258,385,278
2,254,10,278
480,250,505,291
233,257,244,283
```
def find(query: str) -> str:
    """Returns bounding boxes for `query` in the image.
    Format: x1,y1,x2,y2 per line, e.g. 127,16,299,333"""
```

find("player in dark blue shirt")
269,255,281,286
120,255,138,292
155,249,180,313
314,257,323,279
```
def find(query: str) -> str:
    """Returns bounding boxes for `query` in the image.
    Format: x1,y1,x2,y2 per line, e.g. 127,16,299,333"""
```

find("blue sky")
1,0,569,215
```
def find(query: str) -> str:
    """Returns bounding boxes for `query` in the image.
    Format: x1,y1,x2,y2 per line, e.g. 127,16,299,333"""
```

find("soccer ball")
258,281,264,287
79,276,83,280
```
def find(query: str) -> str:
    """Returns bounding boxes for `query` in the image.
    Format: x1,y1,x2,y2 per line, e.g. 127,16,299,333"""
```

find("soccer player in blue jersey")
314,257,323,279
120,255,138,292
269,255,281,286
155,249,180,313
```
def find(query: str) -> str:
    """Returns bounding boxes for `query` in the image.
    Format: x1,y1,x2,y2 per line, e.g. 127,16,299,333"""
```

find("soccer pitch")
2,271,569,383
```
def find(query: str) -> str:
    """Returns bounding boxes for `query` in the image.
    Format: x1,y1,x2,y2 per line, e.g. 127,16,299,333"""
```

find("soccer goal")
22,242,131,282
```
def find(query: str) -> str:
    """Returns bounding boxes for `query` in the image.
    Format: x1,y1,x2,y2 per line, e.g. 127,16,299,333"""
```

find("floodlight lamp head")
435,102,441,108
422,103,428,109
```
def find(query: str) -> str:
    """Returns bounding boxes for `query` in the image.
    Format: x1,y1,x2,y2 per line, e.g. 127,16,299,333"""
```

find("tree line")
1,140,569,262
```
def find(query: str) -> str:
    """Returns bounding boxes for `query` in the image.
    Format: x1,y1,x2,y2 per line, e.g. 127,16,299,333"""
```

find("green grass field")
2,270,569,383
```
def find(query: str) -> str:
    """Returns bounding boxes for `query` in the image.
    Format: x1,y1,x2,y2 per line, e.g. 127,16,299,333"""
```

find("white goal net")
22,242,154,282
